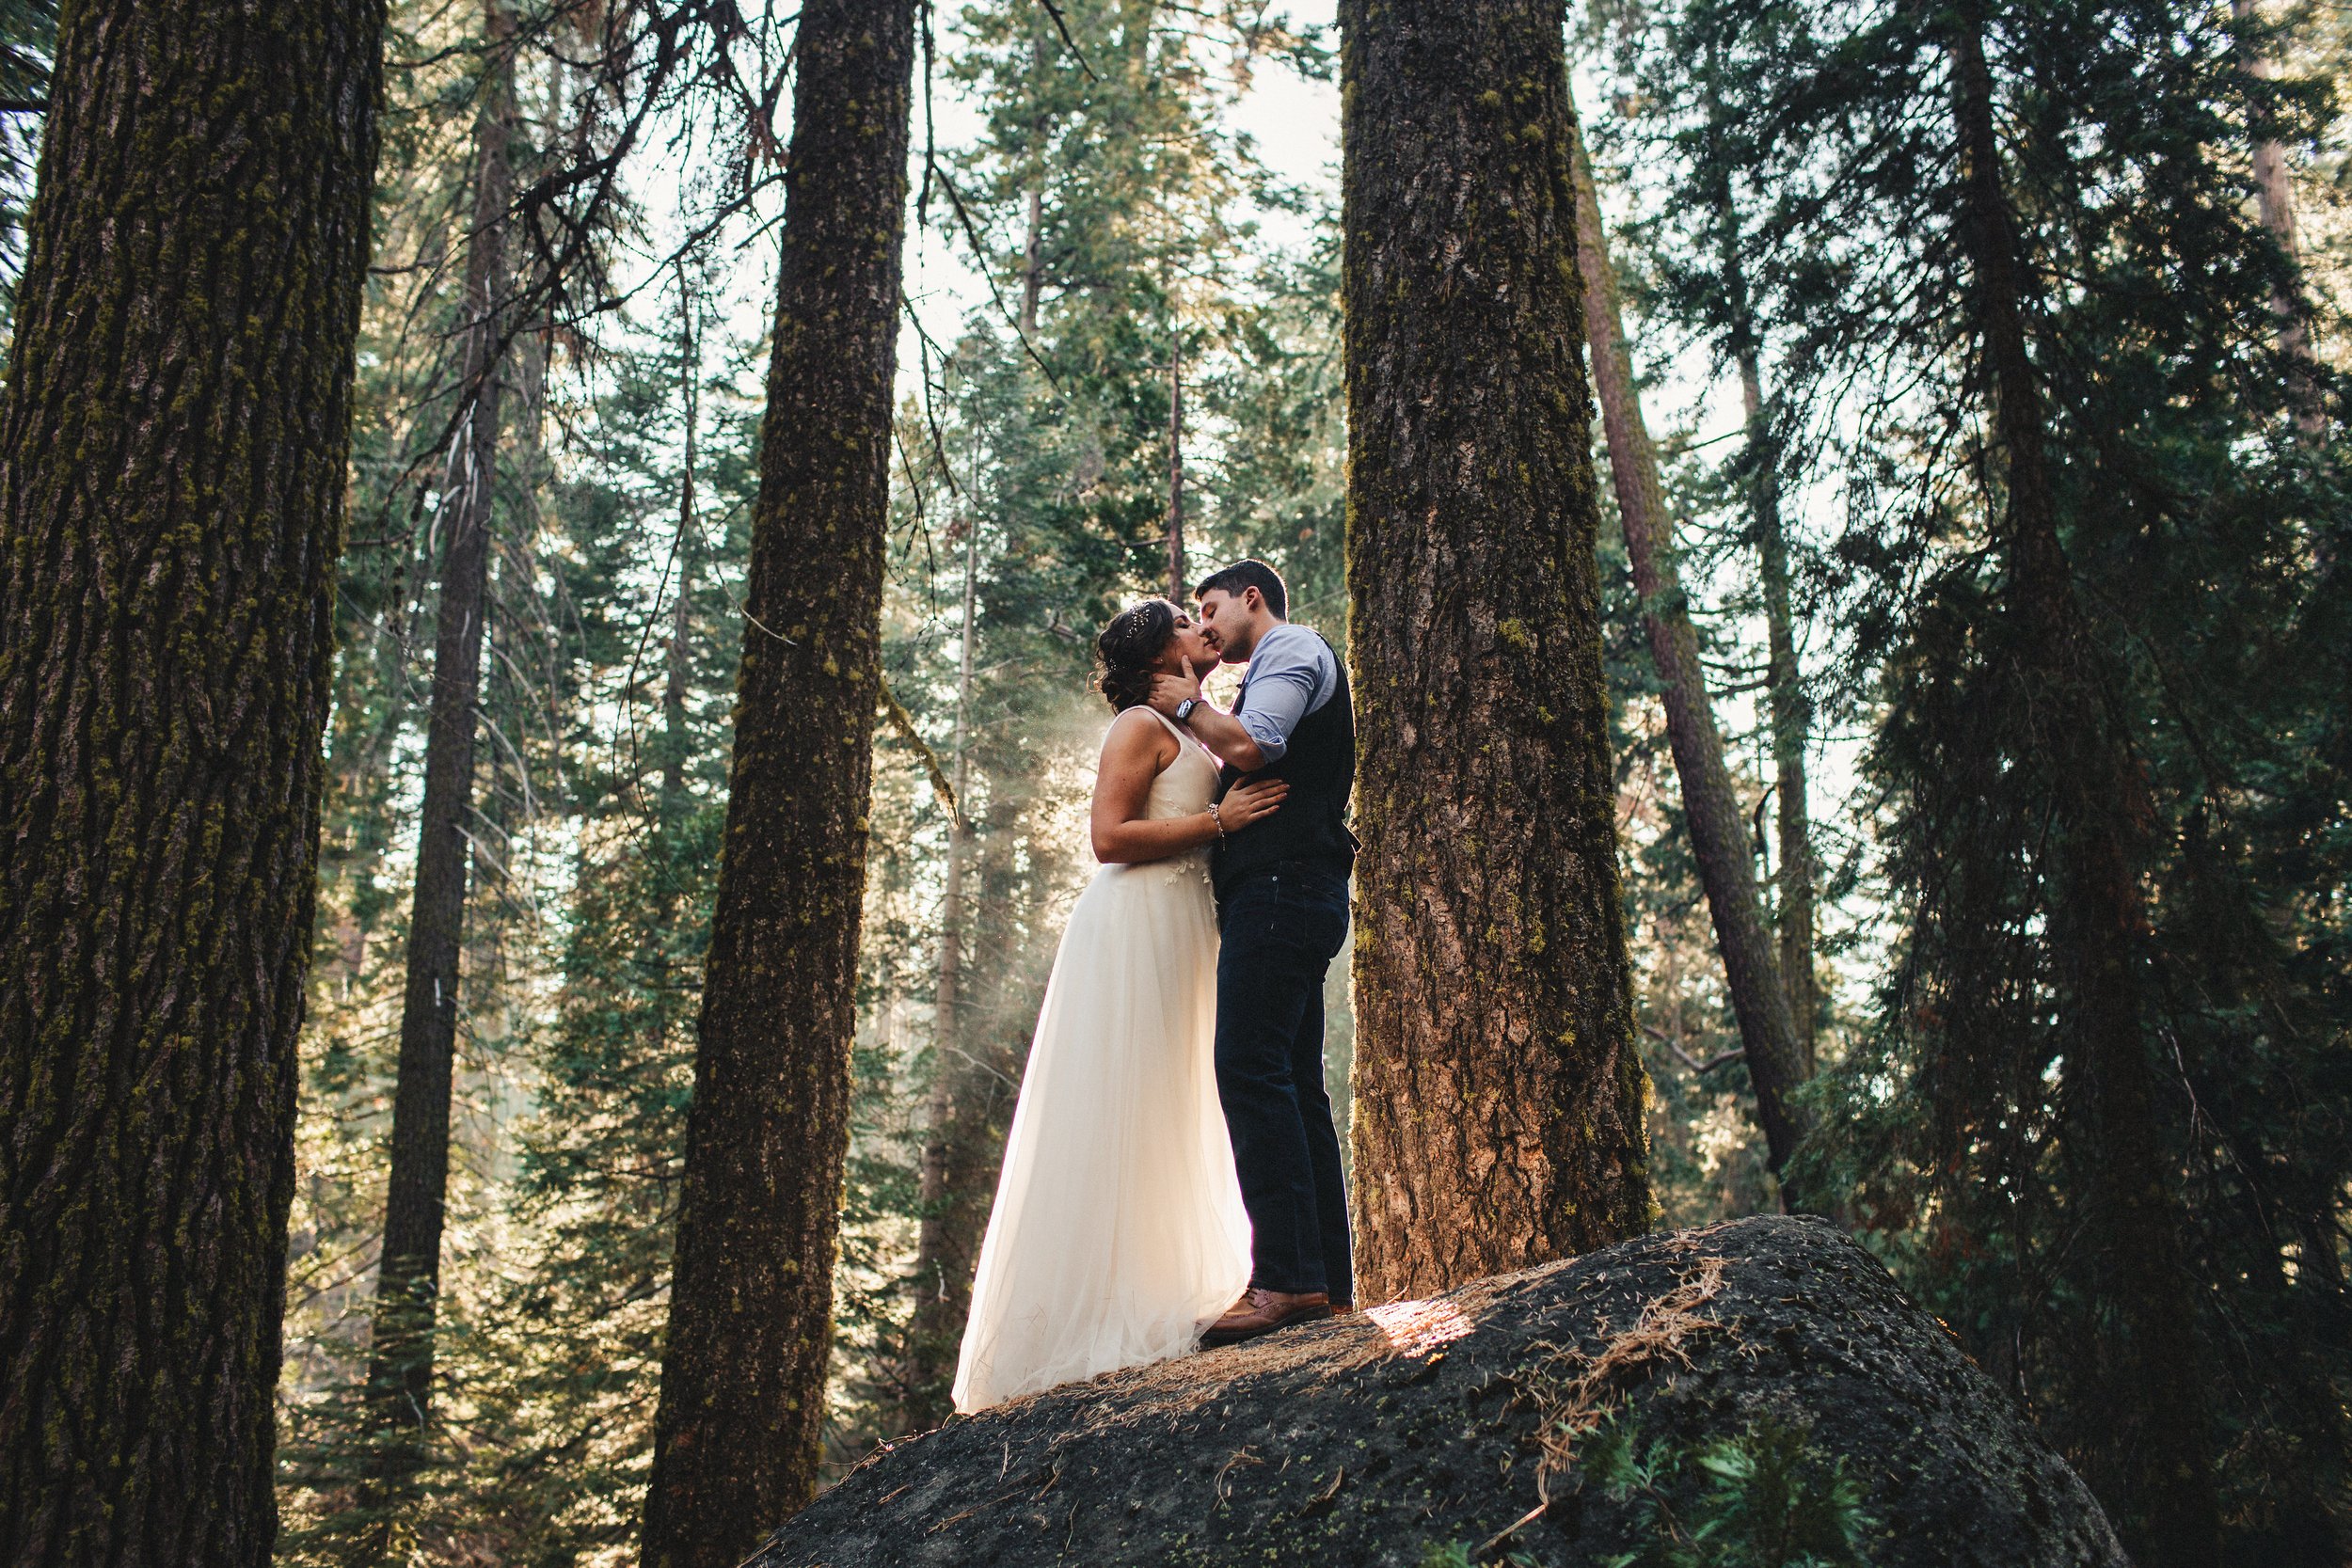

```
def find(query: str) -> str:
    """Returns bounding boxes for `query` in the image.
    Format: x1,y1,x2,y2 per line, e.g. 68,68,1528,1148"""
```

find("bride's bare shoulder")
1100,705,1179,764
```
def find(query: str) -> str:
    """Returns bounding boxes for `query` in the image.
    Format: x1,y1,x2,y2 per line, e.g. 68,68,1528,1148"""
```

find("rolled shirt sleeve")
1233,625,1336,766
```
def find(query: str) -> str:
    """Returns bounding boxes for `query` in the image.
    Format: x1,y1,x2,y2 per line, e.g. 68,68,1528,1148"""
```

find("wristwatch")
1173,697,1200,723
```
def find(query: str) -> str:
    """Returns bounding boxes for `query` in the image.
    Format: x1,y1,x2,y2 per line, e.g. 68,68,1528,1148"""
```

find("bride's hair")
1094,598,1179,712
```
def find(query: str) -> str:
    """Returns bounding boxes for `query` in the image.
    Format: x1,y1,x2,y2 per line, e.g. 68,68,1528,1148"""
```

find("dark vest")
1213,631,1357,895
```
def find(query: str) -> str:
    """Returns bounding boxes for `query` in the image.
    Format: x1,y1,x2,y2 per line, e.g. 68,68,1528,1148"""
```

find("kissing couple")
952,559,1359,1413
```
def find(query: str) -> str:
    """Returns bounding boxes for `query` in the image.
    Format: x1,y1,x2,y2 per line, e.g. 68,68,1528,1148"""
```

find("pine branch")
880,682,968,831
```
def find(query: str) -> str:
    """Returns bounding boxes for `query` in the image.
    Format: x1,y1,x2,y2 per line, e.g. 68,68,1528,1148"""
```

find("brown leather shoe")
1200,1287,1332,1348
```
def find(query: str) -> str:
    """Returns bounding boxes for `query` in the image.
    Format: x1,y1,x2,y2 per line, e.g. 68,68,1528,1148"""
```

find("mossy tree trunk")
637,1,916,1560
1342,0,1652,1304
1947,15,2218,1561
363,0,517,1514
0,0,386,1561
1563,114,1814,1201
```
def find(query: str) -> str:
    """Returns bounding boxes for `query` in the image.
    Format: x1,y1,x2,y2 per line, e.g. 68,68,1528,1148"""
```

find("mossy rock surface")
754,1215,2124,1566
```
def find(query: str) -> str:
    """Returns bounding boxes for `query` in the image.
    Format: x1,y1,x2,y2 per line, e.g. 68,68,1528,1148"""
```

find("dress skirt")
951,847,1252,1412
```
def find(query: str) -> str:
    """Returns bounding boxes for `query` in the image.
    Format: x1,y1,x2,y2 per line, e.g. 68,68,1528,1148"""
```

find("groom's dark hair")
1194,559,1288,620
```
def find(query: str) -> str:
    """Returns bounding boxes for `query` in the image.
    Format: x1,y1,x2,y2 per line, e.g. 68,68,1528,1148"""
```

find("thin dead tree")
1565,106,1814,1203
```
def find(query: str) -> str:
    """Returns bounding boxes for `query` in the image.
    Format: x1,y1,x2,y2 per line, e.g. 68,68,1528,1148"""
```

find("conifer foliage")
1601,0,2351,1556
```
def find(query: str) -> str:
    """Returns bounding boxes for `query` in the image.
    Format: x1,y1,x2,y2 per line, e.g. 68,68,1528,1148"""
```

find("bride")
951,599,1288,1412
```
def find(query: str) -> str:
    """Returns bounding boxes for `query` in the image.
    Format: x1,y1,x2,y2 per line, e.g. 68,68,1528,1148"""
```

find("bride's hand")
1218,777,1288,831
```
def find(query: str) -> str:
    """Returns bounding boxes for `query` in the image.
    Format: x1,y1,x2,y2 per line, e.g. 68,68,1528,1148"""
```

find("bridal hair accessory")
1093,598,1180,712
1101,600,1169,658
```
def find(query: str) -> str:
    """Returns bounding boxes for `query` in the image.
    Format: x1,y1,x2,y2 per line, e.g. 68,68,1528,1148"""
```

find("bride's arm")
1089,711,1287,864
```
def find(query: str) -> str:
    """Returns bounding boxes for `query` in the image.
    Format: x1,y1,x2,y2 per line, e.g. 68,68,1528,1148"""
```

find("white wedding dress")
951,709,1252,1413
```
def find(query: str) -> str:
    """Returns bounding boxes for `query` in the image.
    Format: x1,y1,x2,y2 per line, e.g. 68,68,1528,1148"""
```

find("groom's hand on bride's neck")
1152,657,1266,770
1146,657,1203,717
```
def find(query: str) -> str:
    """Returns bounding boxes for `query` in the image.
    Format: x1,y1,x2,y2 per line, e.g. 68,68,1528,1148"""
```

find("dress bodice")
1104,708,1218,891
1138,708,1220,820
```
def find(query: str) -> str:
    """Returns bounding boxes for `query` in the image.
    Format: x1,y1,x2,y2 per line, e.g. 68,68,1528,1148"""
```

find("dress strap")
1139,705,1189,746
1133,704,1214,763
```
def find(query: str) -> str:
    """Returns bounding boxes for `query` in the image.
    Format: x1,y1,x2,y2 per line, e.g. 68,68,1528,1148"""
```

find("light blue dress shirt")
1232,622,1337,766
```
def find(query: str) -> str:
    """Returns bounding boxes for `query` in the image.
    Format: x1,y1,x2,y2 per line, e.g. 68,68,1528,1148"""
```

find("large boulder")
755,1216,2124,1566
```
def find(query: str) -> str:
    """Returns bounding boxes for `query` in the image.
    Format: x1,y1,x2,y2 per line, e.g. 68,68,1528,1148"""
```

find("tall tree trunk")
1741,357,1816,1074
2233,0,2322,434
1342,0,1651,1303
1564,113,1814,1200
1948,18,2219,1562
1167,331,1186,602
0,0,385,1561
1020,185,1044,338
663,277,699,813
638,2,916,1559
364,0,516,1514
1699,55,1819,1078
1018,26,1047,341
903,522,978,1431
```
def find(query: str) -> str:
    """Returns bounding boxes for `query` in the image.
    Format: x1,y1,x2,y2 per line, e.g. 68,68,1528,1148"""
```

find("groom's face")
1194,588,1253,665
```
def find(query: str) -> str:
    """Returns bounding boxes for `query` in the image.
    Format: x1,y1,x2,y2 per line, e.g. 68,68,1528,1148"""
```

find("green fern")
1584,1412,1874,1568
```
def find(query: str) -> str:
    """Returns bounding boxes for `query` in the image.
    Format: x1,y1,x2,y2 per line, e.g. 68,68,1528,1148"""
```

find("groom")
1150,560,1356,1346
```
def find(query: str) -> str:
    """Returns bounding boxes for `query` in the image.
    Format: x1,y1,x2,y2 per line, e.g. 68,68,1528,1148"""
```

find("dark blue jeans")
1215,863,1354,1299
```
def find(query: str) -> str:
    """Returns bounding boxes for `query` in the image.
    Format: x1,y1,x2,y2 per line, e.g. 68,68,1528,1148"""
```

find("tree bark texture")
1948,18,2220,1562
638,2,916,1560
1342,0,1652,1304
1563,119,1814,1198
0,1,386,1563
365,0,516,1497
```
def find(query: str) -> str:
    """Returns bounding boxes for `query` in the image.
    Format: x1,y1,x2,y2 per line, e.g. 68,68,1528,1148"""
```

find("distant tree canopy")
1604,0,2351,1556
